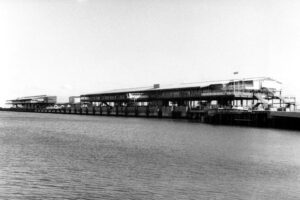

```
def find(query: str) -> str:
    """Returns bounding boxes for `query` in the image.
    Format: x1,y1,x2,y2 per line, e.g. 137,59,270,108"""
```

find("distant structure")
69,96,81,104
6,95,57,109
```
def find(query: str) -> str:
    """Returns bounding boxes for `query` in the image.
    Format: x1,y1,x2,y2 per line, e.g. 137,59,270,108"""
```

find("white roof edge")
82,77,282,96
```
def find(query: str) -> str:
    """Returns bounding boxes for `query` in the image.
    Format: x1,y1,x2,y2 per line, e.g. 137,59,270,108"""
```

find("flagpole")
233,72,239,94
233,72,238,106
233,79,235,95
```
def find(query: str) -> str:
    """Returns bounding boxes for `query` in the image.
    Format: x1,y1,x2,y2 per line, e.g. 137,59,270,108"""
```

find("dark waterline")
0,111,299,199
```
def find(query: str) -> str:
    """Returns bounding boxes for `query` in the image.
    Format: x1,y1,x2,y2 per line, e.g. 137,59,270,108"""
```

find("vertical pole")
233,80,235,95
279,90,282,108
146,105,149,117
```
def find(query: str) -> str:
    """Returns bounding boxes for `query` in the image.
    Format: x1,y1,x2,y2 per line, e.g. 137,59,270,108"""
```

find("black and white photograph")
0,0,300,199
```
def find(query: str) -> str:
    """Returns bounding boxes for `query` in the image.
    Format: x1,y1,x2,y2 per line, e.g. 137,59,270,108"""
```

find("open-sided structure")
7,95,57,109
80,77,295,111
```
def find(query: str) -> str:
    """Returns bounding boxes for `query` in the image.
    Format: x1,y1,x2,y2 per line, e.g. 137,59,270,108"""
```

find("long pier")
4,77,300,130
2,106,300,130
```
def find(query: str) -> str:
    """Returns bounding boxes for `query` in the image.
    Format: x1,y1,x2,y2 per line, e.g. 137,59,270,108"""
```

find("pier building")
3,77,300,130
80,77,295,112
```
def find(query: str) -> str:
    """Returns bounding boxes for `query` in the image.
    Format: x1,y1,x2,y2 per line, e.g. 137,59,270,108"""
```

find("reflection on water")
0,111,300,199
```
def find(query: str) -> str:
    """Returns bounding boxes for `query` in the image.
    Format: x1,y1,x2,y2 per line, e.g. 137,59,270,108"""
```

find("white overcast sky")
1,0,300,106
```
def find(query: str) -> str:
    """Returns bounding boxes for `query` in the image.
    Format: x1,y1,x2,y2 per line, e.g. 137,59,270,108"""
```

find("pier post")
158,107,162,118
201,115,205,123
135,106,138,117
146,106,149,117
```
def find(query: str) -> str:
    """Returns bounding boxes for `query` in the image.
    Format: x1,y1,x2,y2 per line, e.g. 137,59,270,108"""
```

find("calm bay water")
0,111,300,199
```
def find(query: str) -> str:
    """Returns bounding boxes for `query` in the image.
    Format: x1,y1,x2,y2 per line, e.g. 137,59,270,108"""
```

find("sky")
1,0,300,107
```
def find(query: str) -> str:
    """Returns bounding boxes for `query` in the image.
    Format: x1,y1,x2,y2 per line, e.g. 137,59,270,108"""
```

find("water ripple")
0,111,300,199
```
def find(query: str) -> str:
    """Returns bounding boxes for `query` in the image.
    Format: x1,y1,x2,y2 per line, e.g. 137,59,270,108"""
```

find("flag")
233,72,238,75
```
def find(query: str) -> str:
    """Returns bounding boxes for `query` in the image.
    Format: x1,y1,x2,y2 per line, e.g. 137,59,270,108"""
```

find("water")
0,111,300,199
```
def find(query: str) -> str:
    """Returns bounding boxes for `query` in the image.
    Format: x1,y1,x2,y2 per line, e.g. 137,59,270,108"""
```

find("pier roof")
7,95,57,104
82,77,280,96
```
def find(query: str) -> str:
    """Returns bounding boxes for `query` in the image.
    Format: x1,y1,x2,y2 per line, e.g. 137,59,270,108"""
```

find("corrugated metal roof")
98,86,154,94
7,95,55,101
83,82,213,96
83,77,279,96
